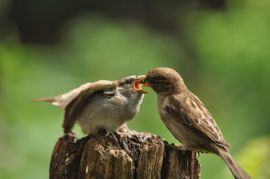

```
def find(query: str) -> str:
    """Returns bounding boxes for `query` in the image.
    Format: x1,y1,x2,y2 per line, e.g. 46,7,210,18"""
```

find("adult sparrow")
142,67,250,179
34,75,146,134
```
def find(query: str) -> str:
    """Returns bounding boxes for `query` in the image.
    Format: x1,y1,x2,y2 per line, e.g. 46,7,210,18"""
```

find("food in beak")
142,82,152,87
133,78,148,94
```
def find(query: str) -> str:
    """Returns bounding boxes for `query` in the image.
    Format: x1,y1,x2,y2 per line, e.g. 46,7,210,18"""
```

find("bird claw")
97,128,110,136
65,131,76,137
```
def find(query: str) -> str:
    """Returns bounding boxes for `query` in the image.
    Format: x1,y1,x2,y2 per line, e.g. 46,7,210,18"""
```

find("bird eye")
125,79,133,84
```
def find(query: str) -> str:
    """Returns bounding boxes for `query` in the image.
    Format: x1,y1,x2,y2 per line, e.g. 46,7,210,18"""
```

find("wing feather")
166,92,229,147
62,80,116,133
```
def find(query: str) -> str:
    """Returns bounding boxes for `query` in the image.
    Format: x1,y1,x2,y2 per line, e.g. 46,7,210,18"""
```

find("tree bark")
49,129,200,179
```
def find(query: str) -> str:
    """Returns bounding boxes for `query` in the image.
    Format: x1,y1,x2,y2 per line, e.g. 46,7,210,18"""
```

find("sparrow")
142,67,250,179
33,75,146,134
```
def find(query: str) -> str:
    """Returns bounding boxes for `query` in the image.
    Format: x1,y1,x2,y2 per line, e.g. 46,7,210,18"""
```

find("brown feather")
146,67,250,178
63,81,116,133
32,97,56,103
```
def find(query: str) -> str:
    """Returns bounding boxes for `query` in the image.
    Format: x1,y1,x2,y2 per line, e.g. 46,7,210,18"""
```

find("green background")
0,0,270,178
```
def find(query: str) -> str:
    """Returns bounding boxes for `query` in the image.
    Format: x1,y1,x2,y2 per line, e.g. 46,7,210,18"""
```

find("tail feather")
32,97,56,103
218,148,251,179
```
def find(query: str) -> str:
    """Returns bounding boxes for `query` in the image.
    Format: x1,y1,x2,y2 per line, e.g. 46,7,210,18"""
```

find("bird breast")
77,92,143,134
158,95,202,148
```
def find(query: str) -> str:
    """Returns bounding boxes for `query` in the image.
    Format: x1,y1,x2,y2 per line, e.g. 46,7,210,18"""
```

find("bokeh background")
1,0,270,178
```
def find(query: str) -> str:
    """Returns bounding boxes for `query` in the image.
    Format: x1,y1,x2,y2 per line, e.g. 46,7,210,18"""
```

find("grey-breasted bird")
142,67,250,179
34,75,146,134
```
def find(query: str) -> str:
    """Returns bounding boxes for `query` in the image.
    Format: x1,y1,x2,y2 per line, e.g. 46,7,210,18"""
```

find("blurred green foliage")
0,0,270,178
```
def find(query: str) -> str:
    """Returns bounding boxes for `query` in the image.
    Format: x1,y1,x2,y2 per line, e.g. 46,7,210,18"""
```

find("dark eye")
125,79,133,84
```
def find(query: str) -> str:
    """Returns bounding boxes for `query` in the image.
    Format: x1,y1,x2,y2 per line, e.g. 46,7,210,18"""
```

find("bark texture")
49,130,200,179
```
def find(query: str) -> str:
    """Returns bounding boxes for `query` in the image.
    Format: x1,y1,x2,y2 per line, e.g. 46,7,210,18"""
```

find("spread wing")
33,82,104,109
165,92,229,147
63,80,117,133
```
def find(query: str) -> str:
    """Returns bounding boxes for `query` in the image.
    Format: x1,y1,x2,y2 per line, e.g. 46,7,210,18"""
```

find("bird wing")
33,83,99,109
63,80,117,133
165,92,230,147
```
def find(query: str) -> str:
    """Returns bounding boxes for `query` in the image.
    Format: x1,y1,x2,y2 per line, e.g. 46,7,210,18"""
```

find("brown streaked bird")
33,75,146,134
142,67,250,179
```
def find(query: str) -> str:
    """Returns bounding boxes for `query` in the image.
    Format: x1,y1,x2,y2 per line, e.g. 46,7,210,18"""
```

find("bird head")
117,75,147,96
142,67,186,94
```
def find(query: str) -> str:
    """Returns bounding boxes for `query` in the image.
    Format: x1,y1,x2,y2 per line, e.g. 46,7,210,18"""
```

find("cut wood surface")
49,129,200,179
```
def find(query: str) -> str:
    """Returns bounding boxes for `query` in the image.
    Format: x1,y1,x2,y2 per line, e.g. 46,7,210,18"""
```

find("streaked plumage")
143,67,250,179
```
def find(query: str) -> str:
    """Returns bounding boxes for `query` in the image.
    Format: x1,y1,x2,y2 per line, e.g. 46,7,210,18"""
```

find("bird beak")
133,75,148,94
140,77,152,87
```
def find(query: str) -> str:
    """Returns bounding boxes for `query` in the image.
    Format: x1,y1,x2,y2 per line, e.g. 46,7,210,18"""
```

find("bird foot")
65,131,77,138
97,128,110,136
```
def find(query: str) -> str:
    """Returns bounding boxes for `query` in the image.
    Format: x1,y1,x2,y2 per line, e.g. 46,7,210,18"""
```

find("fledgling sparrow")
142,67,250,179
33,75,146,134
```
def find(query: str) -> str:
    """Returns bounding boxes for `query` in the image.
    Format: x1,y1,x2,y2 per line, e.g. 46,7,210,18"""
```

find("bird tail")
32,97,56,103
217,148,251,179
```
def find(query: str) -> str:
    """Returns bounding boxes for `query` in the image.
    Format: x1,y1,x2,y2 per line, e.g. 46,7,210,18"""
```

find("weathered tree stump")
49,129,200,179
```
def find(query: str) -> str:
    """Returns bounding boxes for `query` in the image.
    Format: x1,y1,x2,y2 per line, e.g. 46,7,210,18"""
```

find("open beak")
133,75,148,94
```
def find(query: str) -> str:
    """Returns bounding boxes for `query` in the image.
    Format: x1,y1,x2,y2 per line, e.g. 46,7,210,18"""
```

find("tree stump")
49,129,200,179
